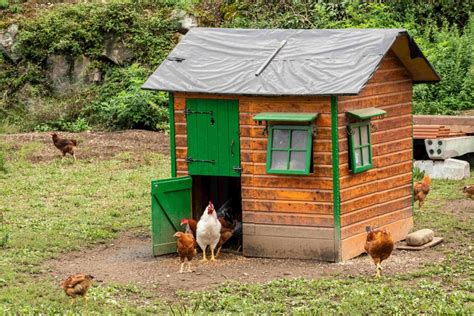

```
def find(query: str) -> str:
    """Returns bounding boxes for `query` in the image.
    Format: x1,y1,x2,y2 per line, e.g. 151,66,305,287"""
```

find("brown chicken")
51,133,77,160
463,185,474,199
414,175,431,208
216,227,233,258
60,274,94,305
174,232,197,273
180,218,198,237
364,226,394,277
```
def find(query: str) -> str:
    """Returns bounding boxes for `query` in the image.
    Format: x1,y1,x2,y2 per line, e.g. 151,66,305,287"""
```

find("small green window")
348,121,372,173
266,125,313,175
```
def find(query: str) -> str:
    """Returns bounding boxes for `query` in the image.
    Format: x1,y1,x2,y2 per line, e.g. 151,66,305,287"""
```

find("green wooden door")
186,99,241,177
151,176,192,256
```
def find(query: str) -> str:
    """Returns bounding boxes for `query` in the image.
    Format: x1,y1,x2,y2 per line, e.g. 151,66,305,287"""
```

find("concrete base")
414,158,470,180
425,136,474,160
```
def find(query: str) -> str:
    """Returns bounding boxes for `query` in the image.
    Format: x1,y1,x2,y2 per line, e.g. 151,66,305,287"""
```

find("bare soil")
0,130,169,163
46,231,445,301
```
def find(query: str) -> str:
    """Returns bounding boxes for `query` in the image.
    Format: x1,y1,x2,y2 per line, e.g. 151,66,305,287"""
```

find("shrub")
83,64,169,131
34,117,90,133
413,18,473,114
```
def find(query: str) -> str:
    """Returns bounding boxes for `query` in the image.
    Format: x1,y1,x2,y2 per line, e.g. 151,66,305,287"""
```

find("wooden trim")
331,95,341,262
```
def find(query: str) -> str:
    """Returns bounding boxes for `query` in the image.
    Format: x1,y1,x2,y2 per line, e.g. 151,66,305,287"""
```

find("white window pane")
361,125,369,145
271,151,288,170
291,130,307,149
355,149,362,167
353,127,360,147
362,147,370,166
289,151,306,170
272,129,289,148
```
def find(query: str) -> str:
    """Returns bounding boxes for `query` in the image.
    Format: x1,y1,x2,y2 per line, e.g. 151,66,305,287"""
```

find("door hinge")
184,108,213,118
233,166,243,173
186,156,215,164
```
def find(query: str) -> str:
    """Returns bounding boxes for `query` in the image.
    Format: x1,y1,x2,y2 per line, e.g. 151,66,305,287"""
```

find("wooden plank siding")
173,92,336,260
338,51,414,260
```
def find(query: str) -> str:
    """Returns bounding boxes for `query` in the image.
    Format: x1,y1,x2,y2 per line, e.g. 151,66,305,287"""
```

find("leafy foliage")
84,64,169,131
2,1,178,132
413,18,474,114
17,2,178,66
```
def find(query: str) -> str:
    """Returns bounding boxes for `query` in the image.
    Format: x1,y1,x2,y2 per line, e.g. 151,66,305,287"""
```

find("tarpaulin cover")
142,28,439,96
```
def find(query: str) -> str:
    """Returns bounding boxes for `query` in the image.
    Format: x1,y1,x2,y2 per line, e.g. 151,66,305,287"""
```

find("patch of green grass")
0,142,171,313
177,277,472,314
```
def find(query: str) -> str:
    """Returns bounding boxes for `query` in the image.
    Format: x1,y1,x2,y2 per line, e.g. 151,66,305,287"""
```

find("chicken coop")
143,28,439,262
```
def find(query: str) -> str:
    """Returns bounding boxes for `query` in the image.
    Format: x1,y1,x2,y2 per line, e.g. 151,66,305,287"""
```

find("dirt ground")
46,231,446,300
0,130,170,162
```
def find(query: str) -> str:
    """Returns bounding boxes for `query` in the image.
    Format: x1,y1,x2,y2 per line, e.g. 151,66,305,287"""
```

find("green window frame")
266,125,313,175
348,121,373,174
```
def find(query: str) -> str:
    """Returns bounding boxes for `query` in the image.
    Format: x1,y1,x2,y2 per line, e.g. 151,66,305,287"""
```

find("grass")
0,138,473,314
0,140,171,313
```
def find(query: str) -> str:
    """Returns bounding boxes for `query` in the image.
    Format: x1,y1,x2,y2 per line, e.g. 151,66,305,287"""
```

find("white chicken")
196,201,222,261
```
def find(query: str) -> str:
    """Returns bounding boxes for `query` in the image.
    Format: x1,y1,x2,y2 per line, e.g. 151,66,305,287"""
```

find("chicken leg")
376,263,383,277
200,245,208,262
186,261,192,273
210,246,216,261
179,262,185,273
215,246,223,258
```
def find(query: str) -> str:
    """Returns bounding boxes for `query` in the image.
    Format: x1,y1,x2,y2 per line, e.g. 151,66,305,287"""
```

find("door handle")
231,139,235,156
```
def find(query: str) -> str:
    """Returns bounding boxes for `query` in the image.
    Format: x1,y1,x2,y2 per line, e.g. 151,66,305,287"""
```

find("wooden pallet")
396,237,443,251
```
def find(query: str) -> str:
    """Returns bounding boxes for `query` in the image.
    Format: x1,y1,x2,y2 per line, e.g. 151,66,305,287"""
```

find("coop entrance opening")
191,175,243,253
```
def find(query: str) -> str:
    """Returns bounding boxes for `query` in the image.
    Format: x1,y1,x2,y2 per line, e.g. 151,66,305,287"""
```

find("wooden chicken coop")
143,28,440,262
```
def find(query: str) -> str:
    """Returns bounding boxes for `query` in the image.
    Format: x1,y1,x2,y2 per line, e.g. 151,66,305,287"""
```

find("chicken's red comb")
180,218,189,225
208,201,214,207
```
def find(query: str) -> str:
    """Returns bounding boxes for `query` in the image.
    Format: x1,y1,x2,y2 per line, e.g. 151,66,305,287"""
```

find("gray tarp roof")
142,28,440,96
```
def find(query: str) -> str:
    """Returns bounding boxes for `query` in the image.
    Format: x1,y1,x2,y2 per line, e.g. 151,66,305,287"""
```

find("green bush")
17,1,178,67
84,64,169,131
413,18,474,114
34,117,90,133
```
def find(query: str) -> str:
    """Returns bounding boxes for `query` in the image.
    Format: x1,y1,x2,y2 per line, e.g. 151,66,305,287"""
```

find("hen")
463,185,474,199
414,175,431,208
51,133,77,160
174,232,197,273
364,226,394,277
196,201,221,261
60,274,94,305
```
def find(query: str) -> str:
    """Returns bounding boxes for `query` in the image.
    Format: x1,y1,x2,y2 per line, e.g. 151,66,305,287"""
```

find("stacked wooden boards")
413,115,474,139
